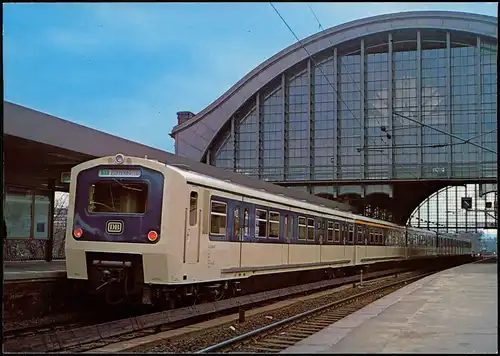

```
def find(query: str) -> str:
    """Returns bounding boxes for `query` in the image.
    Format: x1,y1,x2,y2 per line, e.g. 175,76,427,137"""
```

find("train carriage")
65,154,472,307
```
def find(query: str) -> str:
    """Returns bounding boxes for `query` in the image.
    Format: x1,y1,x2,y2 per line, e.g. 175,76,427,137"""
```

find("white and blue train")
65,154,472,307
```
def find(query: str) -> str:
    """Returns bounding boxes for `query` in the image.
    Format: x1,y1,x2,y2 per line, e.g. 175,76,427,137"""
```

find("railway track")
5,259,472,354
3,266,414,353
124,269,440,353
196,272,430,353
4,321,85,341
3,306,145,344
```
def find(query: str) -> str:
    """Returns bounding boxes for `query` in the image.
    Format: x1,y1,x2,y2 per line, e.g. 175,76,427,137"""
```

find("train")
65,154,472,307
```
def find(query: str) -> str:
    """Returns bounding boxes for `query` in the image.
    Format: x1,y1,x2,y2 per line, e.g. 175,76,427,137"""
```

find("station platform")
4,260,67,282
282,260,498,354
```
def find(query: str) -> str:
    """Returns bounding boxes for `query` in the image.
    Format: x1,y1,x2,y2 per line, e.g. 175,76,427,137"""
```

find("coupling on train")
65,154,472,307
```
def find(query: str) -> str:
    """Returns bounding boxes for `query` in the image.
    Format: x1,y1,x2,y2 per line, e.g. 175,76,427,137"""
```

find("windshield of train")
88,180,148,214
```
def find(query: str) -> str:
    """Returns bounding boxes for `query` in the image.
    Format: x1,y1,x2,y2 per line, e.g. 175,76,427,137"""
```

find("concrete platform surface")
4,260,67,281
282,262,498,354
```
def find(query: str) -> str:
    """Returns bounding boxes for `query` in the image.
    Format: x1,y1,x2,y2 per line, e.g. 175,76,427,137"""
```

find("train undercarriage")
82,252,472,310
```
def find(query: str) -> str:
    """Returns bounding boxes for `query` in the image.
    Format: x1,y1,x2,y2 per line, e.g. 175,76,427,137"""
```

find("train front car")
65,154,166,305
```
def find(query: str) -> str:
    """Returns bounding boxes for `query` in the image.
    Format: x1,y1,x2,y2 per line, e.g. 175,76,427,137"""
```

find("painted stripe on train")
355,220,405,229
221,259,352,274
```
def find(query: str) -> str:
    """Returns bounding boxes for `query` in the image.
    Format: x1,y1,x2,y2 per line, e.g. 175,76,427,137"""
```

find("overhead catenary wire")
269,2,387,156
306,3,496,155
271,1,496,174
270,1,430,186
270,2,495,227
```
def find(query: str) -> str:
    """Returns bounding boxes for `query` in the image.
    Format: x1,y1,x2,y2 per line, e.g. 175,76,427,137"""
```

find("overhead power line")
269,3,390,159
270,2,496,226
393,112,496,154
270,2,434,186
305,3,496,155
308,4,496,155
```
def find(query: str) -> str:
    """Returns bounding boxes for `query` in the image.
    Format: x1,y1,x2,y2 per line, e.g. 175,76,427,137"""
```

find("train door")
318,219,325,262
341,222,347,258
365,227,370,259
355,225,363,264
185,189,201,264
233,201,251,267
349,223,356,265
282,214,293,265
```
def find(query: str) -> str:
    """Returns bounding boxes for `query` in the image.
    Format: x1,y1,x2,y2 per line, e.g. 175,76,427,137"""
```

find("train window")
307,218,315,241
327,221,334,242
348,225,354,243
210,201,227,235
88,181,148,214
334,223,340,242
298,217,307,240
244,209,249,236
189,192,198,226
289,216,294,239
357,227,363,243
234,208,240,239
269,212,280,239
255,209,268,238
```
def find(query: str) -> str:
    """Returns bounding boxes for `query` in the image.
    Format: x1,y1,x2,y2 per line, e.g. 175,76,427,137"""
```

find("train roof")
160,154,354,213
168,164,357,220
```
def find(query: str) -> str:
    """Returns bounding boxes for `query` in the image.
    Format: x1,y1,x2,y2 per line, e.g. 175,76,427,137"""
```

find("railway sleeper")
279,331,312,338
255,341,291,348
249,346,283,352
273,335,305,341
263,338,298,345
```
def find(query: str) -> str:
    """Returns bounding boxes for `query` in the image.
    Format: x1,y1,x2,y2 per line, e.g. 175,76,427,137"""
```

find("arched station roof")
170,11,498,162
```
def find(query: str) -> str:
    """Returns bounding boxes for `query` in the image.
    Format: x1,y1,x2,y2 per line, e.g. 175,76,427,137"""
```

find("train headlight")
73,227,83,238
115,153,125,164
147,230,159,242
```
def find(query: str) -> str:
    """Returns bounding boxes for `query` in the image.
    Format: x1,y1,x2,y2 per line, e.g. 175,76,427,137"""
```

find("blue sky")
3,2,498,152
